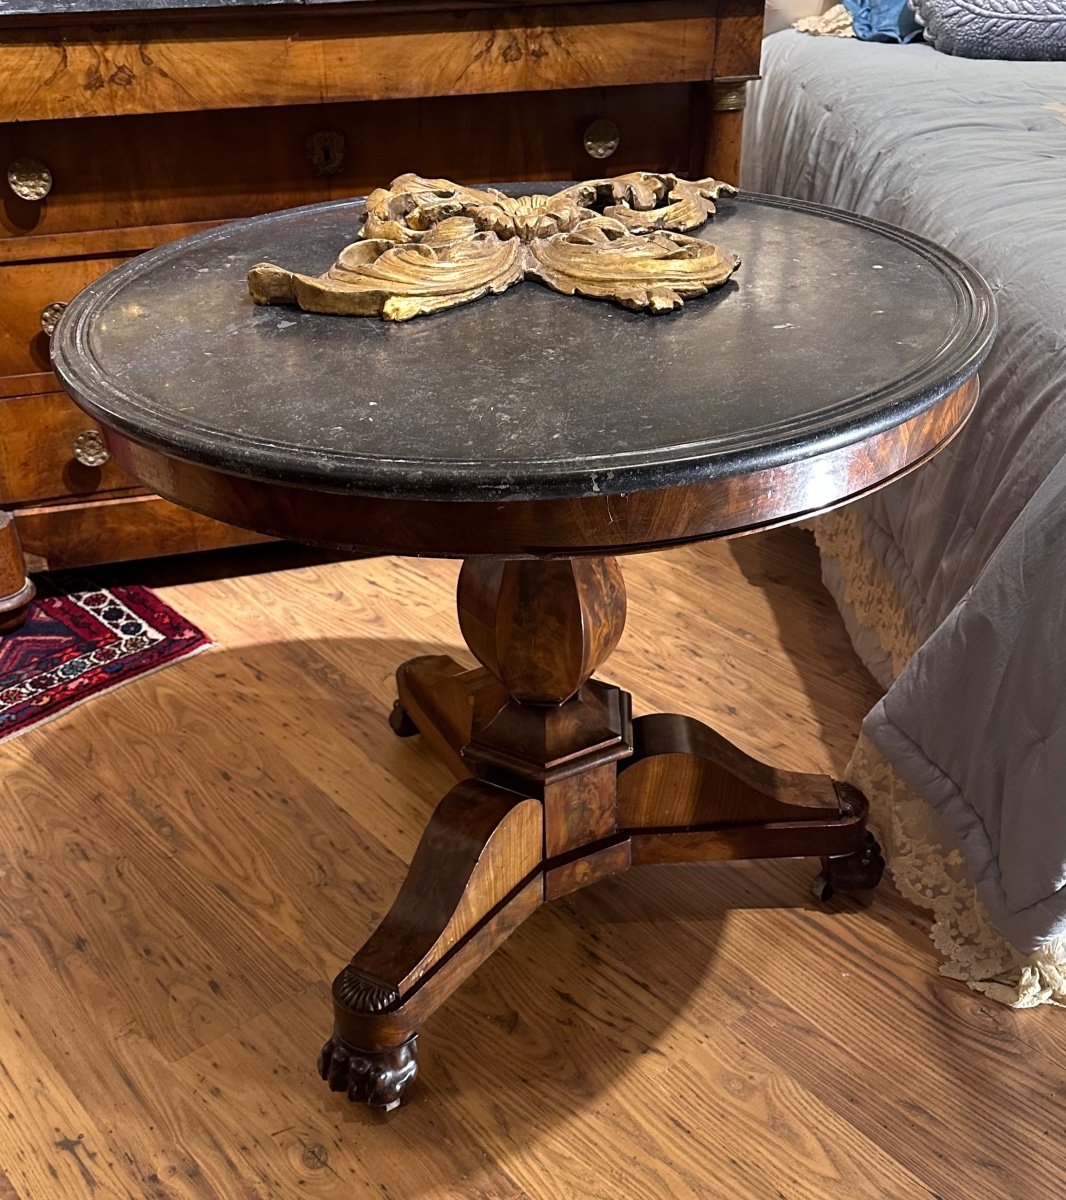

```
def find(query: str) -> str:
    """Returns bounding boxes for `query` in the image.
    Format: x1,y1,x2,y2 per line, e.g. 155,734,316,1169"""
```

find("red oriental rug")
0,586,212,743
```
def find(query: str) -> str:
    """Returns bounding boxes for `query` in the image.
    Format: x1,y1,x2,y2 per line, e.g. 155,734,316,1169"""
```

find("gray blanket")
743,33,1066,952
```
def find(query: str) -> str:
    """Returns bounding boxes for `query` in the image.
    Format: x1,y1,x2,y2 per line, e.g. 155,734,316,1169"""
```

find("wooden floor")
1,529,1063,1199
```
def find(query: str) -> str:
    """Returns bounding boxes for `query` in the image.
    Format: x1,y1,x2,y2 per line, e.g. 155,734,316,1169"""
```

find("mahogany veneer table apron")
51,190,995,1111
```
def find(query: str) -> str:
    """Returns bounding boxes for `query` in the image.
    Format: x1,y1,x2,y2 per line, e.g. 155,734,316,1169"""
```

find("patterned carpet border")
0,586,212,743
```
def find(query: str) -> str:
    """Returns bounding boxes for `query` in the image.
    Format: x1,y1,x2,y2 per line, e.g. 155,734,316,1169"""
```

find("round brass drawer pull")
7,158,53,201
72,429,110,468
583,119,620,161
40,301,68,337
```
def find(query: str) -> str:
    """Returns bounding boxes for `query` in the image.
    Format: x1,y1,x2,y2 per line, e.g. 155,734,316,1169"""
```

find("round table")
52,188,995,1112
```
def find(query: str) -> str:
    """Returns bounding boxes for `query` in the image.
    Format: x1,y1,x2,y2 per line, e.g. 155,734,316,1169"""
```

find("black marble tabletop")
51,189,995,503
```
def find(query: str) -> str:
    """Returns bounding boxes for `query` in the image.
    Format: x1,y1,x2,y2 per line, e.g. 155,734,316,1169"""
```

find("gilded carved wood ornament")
247,172,741,321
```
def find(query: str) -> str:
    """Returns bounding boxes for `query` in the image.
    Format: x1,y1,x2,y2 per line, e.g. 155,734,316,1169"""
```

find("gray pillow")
912,0,1066,57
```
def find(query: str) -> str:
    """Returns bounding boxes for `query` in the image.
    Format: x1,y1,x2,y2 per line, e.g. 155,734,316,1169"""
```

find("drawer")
0,391,137,506
2,105,334,240
320,85,699,192
0,3,720,125
15,493,271,571
350,84,696,189
0,253,135,378
1,84,695,242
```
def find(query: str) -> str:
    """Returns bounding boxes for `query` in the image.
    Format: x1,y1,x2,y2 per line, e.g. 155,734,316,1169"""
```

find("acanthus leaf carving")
247,172,741,321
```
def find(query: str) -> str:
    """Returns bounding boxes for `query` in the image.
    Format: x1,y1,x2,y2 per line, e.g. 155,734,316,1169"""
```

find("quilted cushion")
912,0,1066,57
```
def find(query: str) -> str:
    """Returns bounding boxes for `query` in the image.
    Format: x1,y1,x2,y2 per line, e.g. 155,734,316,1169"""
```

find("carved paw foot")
388,700,419,738
318,1033,419,1112
812,832,886,902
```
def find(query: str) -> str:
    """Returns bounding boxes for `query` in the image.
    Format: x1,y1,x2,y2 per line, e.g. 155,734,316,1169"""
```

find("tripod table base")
320,557,884,1109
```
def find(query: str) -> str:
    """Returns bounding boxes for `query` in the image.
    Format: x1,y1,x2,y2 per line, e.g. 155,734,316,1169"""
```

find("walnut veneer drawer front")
15,494,272,571
0,3,721,124
1,85,693,241
0,254,135,377
0,392,136,506
329,85,697,188
2,106,335,240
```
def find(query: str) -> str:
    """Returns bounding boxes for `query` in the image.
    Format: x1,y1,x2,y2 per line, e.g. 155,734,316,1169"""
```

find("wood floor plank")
735,994,1059,1200
430,898,937,1200
585,856,1065,1200
173,985,532,1200
0,781,302,1060
0,997,136,1198
0,965,257,1199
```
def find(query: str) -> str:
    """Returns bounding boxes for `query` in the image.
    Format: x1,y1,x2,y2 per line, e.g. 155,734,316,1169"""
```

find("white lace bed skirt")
813,509,1066,1008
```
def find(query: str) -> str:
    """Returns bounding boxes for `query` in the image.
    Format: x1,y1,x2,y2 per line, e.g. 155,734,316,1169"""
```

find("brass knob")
40,301,67,337
583,119,620,161
7,158,53,201
72,430,109,468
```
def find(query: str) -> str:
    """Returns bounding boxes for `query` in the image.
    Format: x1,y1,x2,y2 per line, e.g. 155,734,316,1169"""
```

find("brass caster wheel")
812,832,886,903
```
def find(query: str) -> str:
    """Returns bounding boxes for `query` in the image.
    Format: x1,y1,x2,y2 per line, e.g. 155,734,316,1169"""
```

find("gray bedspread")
742,32,1066,952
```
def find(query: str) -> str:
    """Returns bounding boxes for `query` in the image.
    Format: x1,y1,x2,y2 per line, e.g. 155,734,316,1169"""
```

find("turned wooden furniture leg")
326,553,883,1109
0,511,35,633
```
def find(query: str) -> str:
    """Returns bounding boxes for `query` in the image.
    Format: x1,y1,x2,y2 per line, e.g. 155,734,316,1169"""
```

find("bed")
741,31,1066,1005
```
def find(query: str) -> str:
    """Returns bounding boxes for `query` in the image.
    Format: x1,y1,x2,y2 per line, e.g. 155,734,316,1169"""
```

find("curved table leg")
617,713,884,882
321,777,543,1110
389,655,493,779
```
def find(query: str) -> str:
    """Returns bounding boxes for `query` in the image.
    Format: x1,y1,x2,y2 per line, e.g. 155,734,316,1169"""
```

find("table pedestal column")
320,555,883,1110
